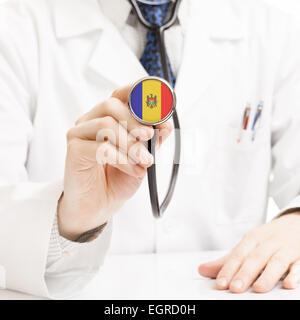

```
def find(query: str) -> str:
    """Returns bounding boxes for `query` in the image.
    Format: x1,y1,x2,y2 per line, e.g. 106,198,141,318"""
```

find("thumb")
198,255,227,279
111,85,133,103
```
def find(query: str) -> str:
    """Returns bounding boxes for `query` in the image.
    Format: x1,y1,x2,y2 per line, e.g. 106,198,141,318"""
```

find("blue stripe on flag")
131,82,143,120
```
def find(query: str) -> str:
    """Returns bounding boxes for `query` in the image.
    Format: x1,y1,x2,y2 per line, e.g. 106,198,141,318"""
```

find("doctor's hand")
57,85,172,241
198,213,300,293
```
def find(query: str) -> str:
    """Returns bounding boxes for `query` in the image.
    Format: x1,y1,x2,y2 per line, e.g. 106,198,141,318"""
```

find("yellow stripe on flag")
142,80,161,123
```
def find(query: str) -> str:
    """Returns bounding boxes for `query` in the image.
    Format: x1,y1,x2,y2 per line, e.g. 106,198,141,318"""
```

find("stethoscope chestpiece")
128,76,176,126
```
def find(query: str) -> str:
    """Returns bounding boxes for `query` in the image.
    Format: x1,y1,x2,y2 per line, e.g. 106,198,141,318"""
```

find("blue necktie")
137,0,176,87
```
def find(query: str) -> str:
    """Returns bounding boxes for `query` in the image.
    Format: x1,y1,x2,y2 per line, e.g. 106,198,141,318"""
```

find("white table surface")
1,251,300,300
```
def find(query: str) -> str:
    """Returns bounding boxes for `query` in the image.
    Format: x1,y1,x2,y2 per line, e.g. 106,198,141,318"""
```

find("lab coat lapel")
53,0,245,99
175,0,245,113
53,0,105,38
88,23,147,87
53,0,147,87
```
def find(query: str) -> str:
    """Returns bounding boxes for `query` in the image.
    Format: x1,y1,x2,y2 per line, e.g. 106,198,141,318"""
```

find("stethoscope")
128,0,182,218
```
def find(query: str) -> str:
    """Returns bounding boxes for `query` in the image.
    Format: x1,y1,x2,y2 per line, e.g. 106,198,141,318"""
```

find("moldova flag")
129,78,174,125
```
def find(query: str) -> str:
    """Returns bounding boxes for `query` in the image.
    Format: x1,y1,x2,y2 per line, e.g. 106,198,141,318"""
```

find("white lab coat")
0,0,300,298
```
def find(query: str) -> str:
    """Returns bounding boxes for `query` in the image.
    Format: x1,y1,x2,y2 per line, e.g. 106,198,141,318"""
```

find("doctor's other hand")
57,85,173,241
198,213,300,293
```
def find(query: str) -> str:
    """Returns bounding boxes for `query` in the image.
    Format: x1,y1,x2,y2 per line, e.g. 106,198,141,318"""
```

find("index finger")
216,236,257,290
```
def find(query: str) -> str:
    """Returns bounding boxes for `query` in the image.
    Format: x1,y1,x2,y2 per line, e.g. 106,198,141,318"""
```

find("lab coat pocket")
214,126,270,225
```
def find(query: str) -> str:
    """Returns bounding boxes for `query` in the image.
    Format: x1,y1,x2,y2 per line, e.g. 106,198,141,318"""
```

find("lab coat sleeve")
46,217,112,299
0,4,112,298
270,16,300,215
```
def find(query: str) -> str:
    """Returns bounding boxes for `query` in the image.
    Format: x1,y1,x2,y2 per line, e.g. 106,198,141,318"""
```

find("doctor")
1,0,300,298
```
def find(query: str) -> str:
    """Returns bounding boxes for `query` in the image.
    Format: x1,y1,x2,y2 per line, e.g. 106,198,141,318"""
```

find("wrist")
74,223,108,243
57,194,108,241
57,194,81,241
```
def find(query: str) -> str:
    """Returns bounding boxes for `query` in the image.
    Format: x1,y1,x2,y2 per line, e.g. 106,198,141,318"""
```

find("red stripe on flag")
161,83,173,120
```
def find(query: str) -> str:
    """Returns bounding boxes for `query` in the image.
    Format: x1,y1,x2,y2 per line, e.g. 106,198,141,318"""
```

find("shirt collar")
53,0,191,39
98,0,192,32
98,0,132,31
52,0,243,40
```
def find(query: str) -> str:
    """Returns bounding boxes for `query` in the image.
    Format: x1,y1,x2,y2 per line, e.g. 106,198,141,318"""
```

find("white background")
0,0,299,219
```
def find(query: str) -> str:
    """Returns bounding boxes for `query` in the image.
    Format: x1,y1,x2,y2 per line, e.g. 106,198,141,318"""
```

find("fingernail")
134,127,153,141
289,281,298,289
134,165,145,177
287,278,300,289
142,127,154,140
139,149,153,165
166,121,174,130
216,277,228,288
293,280,300,289
231,279,244,290
160,124,172,136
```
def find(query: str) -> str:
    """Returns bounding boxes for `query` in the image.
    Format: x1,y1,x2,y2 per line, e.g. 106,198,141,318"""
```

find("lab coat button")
164,222,173,233
61,251,70,257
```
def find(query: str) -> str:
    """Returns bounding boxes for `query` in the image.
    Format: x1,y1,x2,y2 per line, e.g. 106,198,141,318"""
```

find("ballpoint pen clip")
251,101,264,141
237,103,251,143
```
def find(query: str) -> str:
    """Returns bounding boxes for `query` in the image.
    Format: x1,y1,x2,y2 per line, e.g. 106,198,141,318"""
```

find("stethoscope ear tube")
129,0,182,218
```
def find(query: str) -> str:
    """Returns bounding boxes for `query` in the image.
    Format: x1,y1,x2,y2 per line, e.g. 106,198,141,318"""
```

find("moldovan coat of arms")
146,94,157,108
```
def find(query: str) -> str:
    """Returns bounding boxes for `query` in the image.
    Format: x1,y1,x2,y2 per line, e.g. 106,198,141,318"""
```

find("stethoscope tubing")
129,0,182,218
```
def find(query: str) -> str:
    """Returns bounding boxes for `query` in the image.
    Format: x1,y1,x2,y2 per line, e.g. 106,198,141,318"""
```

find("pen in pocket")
237,103,251,143
251,101,264,142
